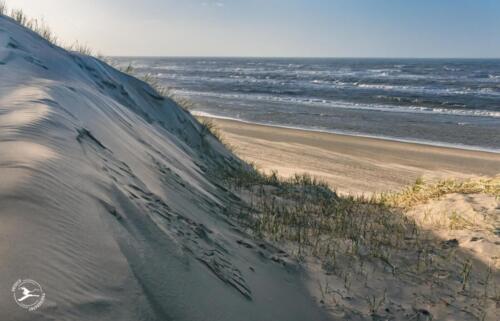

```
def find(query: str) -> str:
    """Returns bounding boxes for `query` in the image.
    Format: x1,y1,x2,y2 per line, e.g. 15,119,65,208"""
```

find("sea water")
111,57,500,152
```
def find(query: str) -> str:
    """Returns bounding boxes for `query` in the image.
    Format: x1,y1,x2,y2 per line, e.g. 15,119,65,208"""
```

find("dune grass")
117,64,198,112
0,1,210,129
221,164,498,267
220,165,499,318
66,41,94,56
377,176,500,209
3,4,59,45
222,162,330,192
3,2,497,315
1,2,94,55
0,1,7,15
197,117,238,152
1,2,176,103
115,64,233,149
111,63,193,108
127,70,234,150
199,118,222,140
2,1,229,153
140,73,171,97
220,163,416,260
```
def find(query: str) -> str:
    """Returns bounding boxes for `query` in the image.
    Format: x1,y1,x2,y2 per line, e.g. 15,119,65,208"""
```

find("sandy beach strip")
202,117,500,195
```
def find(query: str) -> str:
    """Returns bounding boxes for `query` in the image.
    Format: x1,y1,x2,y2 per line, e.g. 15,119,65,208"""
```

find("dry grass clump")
66,41,93,56
118,64,196,111
253,188,412,260
112,64,181,105
222,162,330,192
221,166,499,318
2,2,229,154
200,118,222,141
225,172,499,252
8,8,58,44
198,117,237,152
105,62,228,151
117,63,135,75
105,62,170,98
169,95,195,111
221,164,416,261
378,176,500,209
1,2,95,55
141,73,171,97
222,165,498,269
0,1,7,15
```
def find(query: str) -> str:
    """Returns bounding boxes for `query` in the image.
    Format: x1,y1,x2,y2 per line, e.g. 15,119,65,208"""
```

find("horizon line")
107,55,500,60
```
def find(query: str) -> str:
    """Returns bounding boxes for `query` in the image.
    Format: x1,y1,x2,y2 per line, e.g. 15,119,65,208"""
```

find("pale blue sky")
8,0,500,57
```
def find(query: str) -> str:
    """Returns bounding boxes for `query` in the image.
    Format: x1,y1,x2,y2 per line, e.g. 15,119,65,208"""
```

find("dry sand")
204,118,500,320
205,117,500,195
1,16,330,321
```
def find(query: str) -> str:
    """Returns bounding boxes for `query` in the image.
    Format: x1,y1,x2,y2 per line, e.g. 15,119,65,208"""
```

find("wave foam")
178,90,500,118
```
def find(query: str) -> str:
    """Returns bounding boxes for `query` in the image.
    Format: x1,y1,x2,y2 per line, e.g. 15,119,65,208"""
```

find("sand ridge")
0,15,330,321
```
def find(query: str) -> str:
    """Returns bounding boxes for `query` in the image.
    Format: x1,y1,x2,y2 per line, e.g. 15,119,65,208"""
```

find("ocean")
111,57,500,152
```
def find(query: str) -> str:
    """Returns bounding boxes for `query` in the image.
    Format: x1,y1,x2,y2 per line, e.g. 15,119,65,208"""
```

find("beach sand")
3,10,499,321
204,117,500,195
205,117,500,320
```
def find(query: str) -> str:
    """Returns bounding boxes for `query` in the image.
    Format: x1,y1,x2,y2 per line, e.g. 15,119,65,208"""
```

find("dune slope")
0,16,329,321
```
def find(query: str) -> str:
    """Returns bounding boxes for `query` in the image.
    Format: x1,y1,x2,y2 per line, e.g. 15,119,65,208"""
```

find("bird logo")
18,286,40,301
12,279,45,311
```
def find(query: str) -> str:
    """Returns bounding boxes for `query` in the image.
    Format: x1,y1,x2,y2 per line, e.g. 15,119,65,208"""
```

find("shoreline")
200,116,500,195
192,111,500,154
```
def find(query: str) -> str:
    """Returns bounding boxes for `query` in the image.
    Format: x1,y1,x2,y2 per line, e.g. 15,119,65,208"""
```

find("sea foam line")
177,90,500,118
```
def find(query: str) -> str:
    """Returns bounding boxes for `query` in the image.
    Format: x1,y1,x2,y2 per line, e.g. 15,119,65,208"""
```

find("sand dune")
0,15,329,321
2,10,499,321
198,118,500,321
